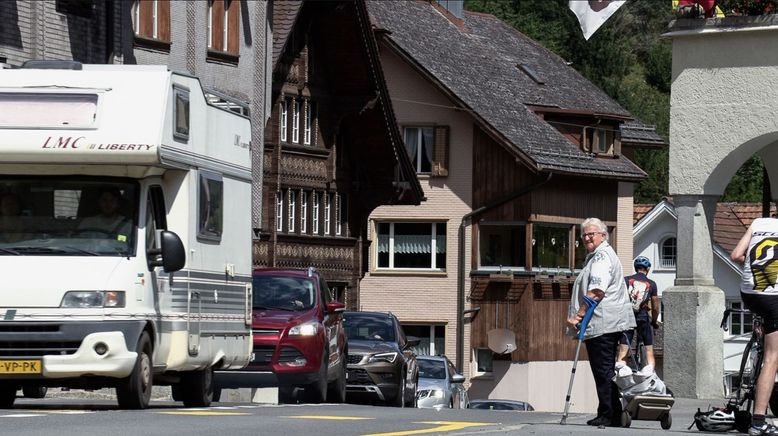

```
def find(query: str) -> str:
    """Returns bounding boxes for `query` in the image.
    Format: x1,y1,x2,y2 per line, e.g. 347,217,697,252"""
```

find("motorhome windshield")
0,178,138,256
252,276,315,311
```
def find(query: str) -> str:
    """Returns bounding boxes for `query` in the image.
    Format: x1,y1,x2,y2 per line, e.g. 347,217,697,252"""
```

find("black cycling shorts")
741,292,778,334
619,319,653,346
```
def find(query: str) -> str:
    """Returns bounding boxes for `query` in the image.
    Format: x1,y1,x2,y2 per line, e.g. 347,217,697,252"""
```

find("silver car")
415,356,468,409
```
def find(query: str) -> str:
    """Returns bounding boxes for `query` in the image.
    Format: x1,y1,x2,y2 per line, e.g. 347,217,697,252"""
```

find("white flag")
569,0,626,40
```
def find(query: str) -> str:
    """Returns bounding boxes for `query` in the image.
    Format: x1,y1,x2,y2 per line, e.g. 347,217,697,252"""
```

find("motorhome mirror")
159,231,186,272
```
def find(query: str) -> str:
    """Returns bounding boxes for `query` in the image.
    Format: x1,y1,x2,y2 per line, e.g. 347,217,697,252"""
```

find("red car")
214,267,347,403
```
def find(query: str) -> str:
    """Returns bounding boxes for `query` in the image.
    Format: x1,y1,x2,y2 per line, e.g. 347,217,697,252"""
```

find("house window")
300,190,308,234
312,192,320,235
474,348,493,376
403,127,433,173
324,193,331,236
660,237,677,269
574,226,588,269
585,127,615,154
280,100,288,142
532,224,570,270
133,0,170,42
728,300,753,336
288,190,296,233
304,102,313,145
197,172,223,241
402,325,445,356
376,222,446,270
335,193,342,236
478,224,526,269
276,191,283,232
207,0,240,56
292,100,300,144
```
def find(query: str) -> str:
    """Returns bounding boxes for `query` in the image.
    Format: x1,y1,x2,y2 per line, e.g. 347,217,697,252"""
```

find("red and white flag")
569,0,626,40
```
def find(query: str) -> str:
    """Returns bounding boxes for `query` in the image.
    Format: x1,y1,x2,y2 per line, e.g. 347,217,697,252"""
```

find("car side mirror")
405,336,421,349
326,301,346,313
451,374,465,383
147,230,186,272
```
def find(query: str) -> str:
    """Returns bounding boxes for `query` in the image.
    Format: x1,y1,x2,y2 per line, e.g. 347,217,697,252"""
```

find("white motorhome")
0,61,252,409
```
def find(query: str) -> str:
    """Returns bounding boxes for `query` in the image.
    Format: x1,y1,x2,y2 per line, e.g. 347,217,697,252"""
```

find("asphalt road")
0,394,732,435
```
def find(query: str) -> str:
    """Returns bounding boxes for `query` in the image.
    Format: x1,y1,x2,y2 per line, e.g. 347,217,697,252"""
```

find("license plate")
0,360,41,374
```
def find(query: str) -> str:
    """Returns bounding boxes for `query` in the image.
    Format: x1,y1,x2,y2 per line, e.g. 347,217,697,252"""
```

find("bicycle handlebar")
720,308,752,331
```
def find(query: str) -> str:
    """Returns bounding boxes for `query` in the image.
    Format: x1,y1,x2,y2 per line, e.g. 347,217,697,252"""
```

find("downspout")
456,171,553,372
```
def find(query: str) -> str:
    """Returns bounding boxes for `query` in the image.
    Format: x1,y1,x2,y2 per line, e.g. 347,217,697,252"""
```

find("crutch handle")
577,295,600,340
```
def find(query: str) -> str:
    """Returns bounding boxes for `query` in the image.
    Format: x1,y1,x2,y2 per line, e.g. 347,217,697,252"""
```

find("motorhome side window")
0,178,138,257
198,172,223,241
173,87,190,142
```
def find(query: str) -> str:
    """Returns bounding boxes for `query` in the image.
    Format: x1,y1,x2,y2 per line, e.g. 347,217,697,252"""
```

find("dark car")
213,268,347,403
343,311,419,407
468,399,535,411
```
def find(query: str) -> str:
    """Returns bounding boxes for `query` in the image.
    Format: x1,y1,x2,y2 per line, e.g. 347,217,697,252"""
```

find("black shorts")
741,292,778,334
619,320,653,346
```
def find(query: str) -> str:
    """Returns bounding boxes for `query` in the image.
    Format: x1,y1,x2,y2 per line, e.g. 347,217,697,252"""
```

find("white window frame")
280,100,288,142
300,190,308,234
206,1,213,48
376,222,445,271
304,101,312,145
727,300,753,337
403,126,433,174
335,193,342,236
222,2,229,52
473,348,493,378
312,192,320,235
659,236,677,269
276,191,283,232
292,100,300,144
288,190,296,233
324,193,331,236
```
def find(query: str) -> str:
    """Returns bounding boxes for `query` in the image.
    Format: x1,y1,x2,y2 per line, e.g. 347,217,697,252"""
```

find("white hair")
581,217,608,240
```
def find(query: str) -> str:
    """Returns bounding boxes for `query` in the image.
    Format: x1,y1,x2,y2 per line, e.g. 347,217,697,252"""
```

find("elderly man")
566,217,635,428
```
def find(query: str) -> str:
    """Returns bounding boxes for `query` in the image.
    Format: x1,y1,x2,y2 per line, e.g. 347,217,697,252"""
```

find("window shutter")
227,0,240,55
431,125,450,177
211,0,224,52
158,0,171,42
138,0,154,37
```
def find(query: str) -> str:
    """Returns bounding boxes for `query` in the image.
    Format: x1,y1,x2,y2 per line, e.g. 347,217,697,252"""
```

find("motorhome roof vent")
21,60,83,70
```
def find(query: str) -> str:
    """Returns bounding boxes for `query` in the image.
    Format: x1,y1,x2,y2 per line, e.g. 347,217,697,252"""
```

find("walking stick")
560,295,599,425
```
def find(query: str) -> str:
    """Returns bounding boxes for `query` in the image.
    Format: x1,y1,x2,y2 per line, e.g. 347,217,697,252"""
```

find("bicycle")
720,308,778,433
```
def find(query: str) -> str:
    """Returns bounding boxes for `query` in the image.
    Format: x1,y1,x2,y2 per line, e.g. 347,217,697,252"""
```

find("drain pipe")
456,172,553,372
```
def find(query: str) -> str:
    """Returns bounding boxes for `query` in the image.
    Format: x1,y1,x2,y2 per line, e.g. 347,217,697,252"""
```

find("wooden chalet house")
257,0,423,307
359,0,665,412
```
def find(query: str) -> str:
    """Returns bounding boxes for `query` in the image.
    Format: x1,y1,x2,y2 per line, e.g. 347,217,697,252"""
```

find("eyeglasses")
581,232,604,239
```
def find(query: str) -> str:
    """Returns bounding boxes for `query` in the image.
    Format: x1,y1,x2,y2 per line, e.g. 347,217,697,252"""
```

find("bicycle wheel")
737,336,759,409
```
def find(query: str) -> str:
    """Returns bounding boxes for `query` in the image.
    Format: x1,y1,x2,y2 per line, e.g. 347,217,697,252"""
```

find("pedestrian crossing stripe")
285,415,373,420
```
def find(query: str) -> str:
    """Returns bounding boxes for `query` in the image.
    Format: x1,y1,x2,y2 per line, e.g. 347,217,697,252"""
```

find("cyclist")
732,216,778,436
617,256,660,373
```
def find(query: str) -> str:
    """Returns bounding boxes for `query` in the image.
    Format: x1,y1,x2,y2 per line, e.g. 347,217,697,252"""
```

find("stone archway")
666,17,778,398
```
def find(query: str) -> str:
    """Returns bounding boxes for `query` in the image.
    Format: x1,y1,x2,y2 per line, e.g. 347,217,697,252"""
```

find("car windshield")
344,313,396,342
253,276,315,311
0,177,138,256
417,359,446,379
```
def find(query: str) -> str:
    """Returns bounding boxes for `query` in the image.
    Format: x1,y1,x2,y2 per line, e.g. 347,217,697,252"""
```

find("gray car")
415,356,468,409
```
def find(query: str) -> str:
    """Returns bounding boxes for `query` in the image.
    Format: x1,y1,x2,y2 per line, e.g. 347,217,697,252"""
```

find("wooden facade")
469,124,620,362
257,1,420,308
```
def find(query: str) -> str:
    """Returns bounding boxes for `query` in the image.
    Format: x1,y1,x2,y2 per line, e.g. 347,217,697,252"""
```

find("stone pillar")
663,194,725,399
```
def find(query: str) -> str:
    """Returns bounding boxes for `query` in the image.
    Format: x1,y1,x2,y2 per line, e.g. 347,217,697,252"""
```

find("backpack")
627,277,651,312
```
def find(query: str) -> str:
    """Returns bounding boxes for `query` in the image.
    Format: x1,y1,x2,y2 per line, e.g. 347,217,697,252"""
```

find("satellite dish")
487,328,517,354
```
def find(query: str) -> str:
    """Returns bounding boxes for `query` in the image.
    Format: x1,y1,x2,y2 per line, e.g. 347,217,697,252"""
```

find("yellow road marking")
285,415,373,421
158,411,251,416
362,421,494,436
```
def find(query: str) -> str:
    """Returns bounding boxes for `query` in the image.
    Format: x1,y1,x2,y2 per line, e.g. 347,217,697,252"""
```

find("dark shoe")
587,416,612,427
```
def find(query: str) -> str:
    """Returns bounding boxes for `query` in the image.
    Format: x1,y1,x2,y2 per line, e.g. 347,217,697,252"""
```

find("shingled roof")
621,120,666,149
272,1,303,68
366,0,647,181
